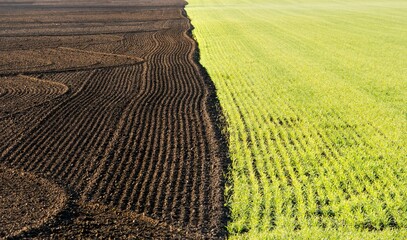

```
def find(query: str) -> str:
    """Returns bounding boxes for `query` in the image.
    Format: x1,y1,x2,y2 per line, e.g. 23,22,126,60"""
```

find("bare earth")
0,0,227,238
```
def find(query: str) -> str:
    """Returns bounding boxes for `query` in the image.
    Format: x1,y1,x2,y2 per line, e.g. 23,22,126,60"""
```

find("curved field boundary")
0,35,125,51
0,47,144,76
0,75,69,118
0,1,228,238
0,164,68,239
58,47,144,61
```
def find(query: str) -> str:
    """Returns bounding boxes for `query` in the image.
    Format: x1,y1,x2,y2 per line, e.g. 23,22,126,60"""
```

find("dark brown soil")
0,48,142,75
0,75,68,117
0,165,67,238
0,0,228,239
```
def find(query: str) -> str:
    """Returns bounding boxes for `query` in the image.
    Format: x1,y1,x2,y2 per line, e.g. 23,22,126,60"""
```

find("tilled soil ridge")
0,165,67,238
0,0,227,238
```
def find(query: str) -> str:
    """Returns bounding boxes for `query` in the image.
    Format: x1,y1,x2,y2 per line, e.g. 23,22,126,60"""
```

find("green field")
187,0,407,238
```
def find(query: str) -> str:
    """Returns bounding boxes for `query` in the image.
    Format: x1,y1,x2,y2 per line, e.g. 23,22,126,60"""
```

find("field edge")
183,4,231,238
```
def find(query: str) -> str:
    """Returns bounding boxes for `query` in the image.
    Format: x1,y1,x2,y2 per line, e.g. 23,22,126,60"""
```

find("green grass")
187,0,407,239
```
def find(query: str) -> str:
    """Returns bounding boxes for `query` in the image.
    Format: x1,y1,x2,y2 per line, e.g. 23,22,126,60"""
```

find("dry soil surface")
0,0,228,238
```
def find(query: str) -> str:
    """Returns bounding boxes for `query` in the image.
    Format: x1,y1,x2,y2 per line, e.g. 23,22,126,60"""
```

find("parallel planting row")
0,1,226,238
188,0,407,238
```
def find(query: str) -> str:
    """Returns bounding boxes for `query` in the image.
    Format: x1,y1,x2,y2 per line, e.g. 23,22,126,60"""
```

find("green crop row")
187,0,407,239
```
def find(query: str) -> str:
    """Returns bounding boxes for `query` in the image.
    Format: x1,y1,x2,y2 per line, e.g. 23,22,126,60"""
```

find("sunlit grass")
187,0,407,238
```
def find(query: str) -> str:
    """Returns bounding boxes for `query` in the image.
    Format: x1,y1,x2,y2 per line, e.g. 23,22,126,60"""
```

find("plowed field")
0,0,227,238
